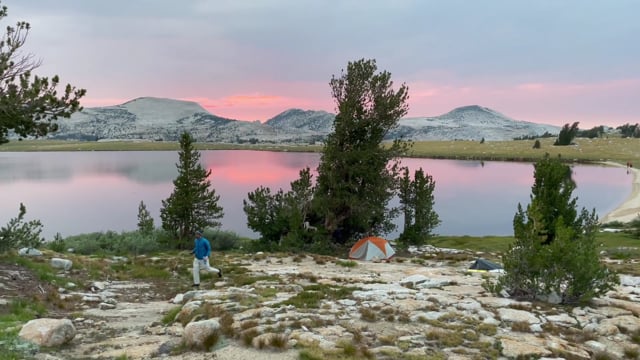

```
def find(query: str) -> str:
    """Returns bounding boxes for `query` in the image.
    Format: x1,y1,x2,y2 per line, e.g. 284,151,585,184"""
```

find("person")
191,230,222,288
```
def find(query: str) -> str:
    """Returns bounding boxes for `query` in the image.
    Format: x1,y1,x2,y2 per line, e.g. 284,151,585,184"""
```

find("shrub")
208,230,241,251
60,230,168,255
554,122,579,146
335,259,357,268
162,306,182,325
47,232,66,253
0,203,44,253
493,155,619,304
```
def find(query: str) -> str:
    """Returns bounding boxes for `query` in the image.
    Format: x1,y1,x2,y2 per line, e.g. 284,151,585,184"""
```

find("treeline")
515,122,640,142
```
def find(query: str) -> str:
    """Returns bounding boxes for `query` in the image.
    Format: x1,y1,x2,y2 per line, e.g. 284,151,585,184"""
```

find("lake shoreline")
601,161,640,224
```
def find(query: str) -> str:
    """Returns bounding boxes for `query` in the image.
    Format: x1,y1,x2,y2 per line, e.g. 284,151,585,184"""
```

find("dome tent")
348,236,395,261
468,258,503,272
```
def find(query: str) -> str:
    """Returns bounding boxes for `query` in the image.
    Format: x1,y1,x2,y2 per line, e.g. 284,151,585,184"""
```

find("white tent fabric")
349,236,395,261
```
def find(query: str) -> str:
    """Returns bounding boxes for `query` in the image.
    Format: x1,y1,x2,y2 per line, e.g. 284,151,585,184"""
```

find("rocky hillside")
6,246,640,360
391,105,560,141
46,97,559,143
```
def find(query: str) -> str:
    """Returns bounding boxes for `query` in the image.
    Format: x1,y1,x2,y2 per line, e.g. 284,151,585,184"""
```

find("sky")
7,0,640,128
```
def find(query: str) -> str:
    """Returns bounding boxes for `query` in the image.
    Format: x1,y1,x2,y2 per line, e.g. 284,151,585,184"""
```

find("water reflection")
0,151,631,240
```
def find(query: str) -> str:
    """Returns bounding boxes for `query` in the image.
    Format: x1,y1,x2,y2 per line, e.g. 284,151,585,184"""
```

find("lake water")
0,150,632,240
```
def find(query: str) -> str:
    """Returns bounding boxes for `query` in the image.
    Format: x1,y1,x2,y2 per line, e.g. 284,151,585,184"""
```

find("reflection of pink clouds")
210,163,299,185
1,174,171,238
202,150,320,186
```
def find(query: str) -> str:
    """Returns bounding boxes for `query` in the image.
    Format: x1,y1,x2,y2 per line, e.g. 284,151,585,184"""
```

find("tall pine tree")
398,167,440,246
160,132,223,248
313,59,410,244
496,154,618,304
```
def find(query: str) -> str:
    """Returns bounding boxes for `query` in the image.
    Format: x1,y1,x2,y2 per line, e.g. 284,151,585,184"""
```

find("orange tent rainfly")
349,236,395,261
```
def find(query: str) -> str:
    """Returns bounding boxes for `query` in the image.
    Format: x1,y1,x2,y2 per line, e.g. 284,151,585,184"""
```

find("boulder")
18,247,42,256
19,318,76,347
50,258,73,271
183,319,220,350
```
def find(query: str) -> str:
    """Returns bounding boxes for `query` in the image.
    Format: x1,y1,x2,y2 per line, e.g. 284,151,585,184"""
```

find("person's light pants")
192,258,220,285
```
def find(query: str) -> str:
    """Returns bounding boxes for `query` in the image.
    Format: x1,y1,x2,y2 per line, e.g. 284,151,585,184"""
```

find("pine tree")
496,154,619,304
137,200,154,235
398,167,440,246
0,2,85,144
529,154,578,245
554,122,579,146
160,132,223,248
243,167,316,250
313,58,410,244
0,203,43,252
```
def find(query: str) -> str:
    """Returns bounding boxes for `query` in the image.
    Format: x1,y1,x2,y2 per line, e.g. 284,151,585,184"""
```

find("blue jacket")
192,236,211,260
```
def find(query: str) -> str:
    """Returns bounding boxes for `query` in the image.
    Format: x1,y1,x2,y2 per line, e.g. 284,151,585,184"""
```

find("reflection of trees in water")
0,150,321,185
0,156,73,182
451,160,486,168
0,152,178,184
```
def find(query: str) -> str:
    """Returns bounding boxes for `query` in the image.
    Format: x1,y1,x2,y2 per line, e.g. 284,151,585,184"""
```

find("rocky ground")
3,246,640,359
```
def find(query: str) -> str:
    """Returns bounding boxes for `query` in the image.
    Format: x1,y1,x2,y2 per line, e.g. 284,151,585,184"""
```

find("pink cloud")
517,83,546,91
78,77,639,128
80,97,131,108
406,78,640,127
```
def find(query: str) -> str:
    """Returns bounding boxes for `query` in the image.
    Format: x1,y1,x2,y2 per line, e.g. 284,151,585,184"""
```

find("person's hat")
195,229,203,235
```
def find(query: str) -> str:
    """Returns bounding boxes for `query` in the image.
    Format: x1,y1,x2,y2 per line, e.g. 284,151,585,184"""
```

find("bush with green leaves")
47,232,66,252
629,215,640,239
60,230,168,255
494,154,619,304
207,230,241,251
0,203,44,253
244,167,316,251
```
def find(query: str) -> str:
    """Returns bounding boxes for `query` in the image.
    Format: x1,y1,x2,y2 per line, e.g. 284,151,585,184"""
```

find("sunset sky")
8,0,639,128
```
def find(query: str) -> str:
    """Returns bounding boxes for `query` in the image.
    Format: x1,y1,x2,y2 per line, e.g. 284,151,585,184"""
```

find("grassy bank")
1,137,638,164
409,137,639,165
0,139,322,153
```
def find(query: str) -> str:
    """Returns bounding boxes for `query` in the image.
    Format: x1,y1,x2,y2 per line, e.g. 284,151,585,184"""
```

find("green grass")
335,259,358,268
0,139,322,153
10,256,69,284
430,235,515,254
0,299,46,323
161,306,182,325
3,137,638,165
409,137,639,165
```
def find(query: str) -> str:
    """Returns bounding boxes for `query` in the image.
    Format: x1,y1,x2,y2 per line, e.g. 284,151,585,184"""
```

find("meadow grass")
408,137,640,165
2,137,638,165
429,235,515,254
0,139,322,153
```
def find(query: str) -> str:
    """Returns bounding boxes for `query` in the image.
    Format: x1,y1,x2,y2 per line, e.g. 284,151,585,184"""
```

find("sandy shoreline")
600,162,640,224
